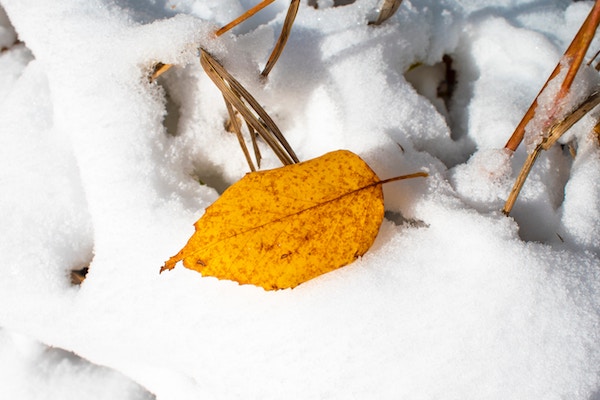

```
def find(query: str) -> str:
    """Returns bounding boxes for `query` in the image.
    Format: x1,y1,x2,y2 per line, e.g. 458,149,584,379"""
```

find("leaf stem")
378,172,428,185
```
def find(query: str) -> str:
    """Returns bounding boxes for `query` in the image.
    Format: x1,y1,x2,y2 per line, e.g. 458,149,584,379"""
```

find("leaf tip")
160,254,181,274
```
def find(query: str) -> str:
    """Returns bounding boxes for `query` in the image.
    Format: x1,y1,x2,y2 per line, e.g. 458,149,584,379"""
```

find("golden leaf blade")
162,150,424,290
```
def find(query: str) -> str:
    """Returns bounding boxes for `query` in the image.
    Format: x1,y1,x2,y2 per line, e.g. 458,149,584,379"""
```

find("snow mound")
1,0,599,399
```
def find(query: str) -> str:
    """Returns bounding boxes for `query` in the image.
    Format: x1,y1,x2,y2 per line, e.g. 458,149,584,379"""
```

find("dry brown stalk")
503,90,600,215
504,0,600,152
502,0,600,215
200,49,299,168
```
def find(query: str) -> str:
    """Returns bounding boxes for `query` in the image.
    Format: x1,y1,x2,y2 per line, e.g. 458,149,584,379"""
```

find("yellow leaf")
161,150,426,290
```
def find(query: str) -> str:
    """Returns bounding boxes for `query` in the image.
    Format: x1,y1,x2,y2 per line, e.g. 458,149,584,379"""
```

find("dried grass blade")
200,50,299,166
595,120,600,143
231,88,293,165
224,97,257,171
542,90,600,150
261,0,300,78
504,0,600,152
223,63,298,165
150,62,173,81
248,123,262,168
228,82,263,166
216,0,277,37
370,0,403,26
503,90,600,215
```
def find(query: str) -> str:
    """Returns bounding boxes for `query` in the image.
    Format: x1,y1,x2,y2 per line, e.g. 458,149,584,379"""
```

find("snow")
1,0,599,399
0,329,153,400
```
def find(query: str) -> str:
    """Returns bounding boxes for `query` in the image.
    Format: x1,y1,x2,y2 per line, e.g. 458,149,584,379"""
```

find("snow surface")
1,0,600,399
